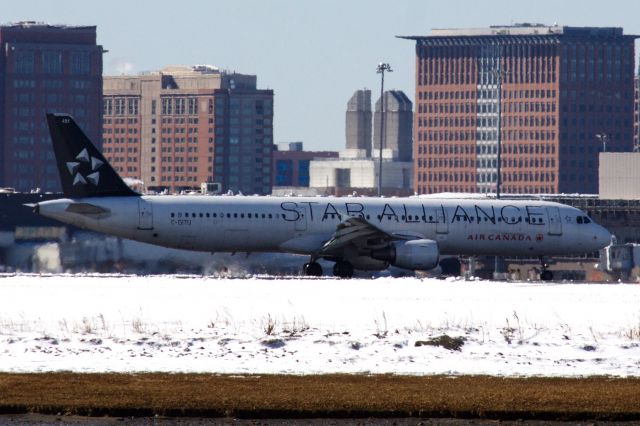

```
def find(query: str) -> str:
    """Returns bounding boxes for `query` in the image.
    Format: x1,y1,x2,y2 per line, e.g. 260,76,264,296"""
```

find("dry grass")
1,374,640,420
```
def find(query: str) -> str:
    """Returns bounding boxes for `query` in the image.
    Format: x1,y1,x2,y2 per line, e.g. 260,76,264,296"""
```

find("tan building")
103,65,274,194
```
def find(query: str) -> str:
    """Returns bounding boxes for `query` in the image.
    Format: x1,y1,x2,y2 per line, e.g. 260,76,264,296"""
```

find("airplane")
32,113,612,279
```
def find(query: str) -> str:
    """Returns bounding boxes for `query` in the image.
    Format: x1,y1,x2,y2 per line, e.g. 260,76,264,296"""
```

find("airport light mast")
377,62,392,197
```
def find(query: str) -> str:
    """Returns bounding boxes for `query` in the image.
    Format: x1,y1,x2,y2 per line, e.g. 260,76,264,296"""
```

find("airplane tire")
303,262,323,277
540,270,553,281
333,260,354,278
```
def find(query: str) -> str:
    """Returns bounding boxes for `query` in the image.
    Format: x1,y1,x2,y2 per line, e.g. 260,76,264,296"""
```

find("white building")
309,157,412,194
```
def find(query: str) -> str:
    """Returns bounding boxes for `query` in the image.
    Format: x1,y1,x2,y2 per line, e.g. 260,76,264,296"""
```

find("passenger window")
268,214,272,219
227,213,231,218
262,214,266,218
171,213,175,218
241,213,244,218
199,213,203,218
192,213,196,218
206,213,209,218
248,213,252,218
213,213,217,218
234,213,238,218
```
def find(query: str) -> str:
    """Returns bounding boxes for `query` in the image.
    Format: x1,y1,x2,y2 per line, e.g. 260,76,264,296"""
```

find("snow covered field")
1,274,639,377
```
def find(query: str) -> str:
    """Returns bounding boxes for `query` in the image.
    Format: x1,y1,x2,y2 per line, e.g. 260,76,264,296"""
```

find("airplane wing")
317,216,420,256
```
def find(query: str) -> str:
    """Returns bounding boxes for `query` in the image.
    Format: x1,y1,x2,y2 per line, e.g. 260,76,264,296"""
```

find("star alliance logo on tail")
66,148,104,186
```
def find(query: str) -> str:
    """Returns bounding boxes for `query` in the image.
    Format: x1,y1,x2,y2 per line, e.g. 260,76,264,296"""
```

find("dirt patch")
415,335,466,351
1,373,640,421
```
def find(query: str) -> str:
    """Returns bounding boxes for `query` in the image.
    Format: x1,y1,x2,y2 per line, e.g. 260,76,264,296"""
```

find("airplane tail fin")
46,113,138,198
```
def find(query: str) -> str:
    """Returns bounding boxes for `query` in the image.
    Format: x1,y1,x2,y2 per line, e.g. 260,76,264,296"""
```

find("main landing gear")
302,258,354,278
302,261,322,277
332,260,354,279
539,256,553,281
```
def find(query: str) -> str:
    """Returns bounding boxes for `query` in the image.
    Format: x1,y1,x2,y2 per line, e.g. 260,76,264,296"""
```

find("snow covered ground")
1,274,639,377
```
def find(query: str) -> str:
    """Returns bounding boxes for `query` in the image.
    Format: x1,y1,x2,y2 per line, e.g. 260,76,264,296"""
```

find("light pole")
596,133,608,152
490,65,505,200
377,62,392,197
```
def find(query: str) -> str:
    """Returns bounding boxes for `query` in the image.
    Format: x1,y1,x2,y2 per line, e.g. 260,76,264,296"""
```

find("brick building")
0,22,103,192
103,65,274,194
402,25,637,195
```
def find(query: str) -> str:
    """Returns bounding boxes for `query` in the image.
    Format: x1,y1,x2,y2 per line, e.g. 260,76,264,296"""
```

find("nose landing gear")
539,257,553,281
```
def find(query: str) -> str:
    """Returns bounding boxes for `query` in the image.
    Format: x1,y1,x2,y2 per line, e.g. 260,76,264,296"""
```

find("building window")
188,97,198,115
103,98,113,116
175,98,185,115
128,98,139,115
162,98,172,115
115,98,125,115
15,50,35,74
42,50,63,74
70,51,91,75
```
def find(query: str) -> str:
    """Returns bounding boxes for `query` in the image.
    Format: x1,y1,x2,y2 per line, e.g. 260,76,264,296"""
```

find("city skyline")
4,0,640,152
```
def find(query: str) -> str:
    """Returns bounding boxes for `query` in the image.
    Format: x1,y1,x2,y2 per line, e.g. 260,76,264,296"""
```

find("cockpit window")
576,215,592,224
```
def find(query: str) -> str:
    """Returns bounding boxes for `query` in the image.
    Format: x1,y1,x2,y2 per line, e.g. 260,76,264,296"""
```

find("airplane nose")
592,226,612,249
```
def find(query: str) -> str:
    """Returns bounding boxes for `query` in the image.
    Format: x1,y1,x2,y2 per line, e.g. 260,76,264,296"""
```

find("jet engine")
371,239,439,271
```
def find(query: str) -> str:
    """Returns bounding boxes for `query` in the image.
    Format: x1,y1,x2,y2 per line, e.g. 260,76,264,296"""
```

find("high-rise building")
373,90,413,161
345,89,372,157
402,25,637,194
0,22,103,192
102,65,274,194
634,74,639,151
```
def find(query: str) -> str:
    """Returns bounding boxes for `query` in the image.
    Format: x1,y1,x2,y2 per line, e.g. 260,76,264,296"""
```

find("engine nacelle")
371,239,439,271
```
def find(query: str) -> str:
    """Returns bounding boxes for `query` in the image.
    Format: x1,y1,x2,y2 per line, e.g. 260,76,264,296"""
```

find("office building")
402,25,637,194
103,65,274,194
634,74,639,151
345,89,372,158
0,22,103,192
373,90,413,161
273,142,338,187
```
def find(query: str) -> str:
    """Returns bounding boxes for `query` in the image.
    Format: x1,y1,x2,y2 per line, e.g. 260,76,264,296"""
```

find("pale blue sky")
5,0,640,151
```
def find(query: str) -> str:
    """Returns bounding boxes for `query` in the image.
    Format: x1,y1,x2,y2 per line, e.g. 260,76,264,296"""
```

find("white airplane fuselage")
36,194,611,260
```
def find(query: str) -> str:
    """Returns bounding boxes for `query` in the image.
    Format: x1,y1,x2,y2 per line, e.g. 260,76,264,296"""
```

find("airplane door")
138,199,154,230
295,206,307,231
547,207,562,235
436,206,448,234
